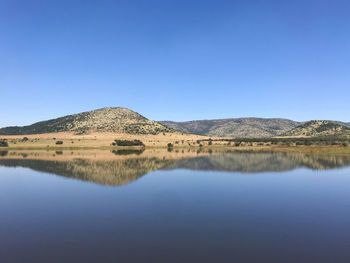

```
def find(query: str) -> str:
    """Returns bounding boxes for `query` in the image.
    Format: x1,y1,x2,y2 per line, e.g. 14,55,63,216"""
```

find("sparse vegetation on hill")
283,120,350,137
1,107,350,144
0,107,173,135
160,118,300,138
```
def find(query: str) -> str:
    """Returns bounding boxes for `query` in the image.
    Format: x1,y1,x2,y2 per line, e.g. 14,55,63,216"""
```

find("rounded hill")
0,107,173,135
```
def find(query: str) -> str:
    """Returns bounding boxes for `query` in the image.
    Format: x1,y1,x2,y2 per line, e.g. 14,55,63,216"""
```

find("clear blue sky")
1,0,349,127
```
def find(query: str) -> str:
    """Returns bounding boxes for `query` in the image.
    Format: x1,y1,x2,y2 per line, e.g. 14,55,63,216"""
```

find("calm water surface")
1,149,350,263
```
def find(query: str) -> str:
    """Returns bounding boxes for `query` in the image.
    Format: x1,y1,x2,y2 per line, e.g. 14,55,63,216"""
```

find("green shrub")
167,143,173,148
0,151,8,156
0,139,8,147
167,143,173,152
198,136,350,147
113,139,145,146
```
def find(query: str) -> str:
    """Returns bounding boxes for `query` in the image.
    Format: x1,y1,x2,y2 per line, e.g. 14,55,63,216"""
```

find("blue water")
1,153,350,262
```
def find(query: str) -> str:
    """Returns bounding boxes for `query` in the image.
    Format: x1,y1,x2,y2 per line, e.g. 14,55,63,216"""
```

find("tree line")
199,135,349,147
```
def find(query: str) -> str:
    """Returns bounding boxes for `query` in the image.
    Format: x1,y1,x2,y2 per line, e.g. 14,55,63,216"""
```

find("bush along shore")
0,134,349,150
197,135,350,147
111,139,145,147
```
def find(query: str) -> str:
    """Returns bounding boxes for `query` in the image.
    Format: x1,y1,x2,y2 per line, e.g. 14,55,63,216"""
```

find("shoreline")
1,145,350,154
0,132,349,153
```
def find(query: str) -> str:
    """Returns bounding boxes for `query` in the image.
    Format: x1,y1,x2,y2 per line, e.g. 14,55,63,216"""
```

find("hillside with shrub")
161,118,300,138
0,107,173,135
282,120,350,137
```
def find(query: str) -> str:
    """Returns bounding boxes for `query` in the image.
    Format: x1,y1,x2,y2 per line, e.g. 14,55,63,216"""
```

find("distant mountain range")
0,107,349,138
161,119,350,138
160,118,300,138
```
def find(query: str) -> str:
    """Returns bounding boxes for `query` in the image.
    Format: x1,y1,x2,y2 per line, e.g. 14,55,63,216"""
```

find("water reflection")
1,149,350,186
2,149,350,263
112,149,145,155
167,151,350,172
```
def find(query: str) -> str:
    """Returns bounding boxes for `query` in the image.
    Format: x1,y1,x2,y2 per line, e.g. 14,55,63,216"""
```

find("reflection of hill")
0,158,175,186
164,152,350,172
282,152,350,170
1,150,350,186
165,153,297,173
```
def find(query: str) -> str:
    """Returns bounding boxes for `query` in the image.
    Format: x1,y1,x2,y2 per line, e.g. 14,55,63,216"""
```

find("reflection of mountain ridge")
284,152,350,170
1,151,350,186
164,152,350,173
0,158,176,186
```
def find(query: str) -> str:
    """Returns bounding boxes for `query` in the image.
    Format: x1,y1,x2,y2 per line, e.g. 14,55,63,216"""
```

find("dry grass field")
0,131,220,149
1,132,349,154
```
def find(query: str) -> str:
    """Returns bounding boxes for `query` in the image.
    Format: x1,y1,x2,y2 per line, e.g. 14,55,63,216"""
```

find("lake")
1,149,350,262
